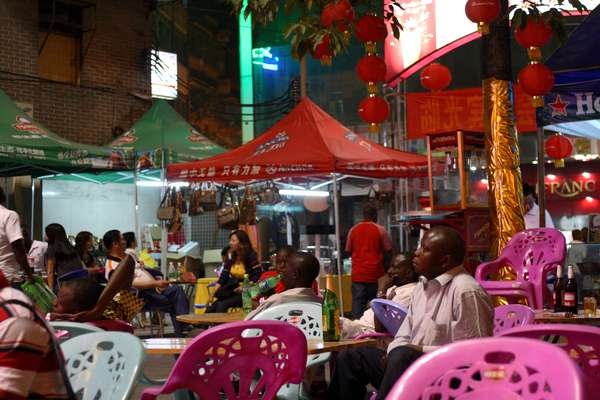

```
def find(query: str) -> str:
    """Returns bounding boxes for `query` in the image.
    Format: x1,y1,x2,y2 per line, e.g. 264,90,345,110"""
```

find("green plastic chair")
50,321,103,342
61,332,145,400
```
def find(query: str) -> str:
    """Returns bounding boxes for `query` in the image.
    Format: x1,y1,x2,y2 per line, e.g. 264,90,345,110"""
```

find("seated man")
0,270,72,398
103,229,189,336
340,253,418,339
245,251,322,320
328,226,494,400
258,246,319,299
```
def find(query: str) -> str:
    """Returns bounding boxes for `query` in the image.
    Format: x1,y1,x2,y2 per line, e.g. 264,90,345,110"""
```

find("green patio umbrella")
109,99,225,168
0,89,114,176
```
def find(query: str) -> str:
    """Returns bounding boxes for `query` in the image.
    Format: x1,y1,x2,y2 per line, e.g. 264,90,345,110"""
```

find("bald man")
245,251,322,320
328,226,494,400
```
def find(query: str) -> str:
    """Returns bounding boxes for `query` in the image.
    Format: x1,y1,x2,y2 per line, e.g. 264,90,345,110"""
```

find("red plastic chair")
140,320,308,400
493,304,535,335
498,323,600,400
387,337,583,400
475,228,565,309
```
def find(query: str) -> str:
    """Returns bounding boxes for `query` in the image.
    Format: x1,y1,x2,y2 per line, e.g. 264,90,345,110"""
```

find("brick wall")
0,0,151,145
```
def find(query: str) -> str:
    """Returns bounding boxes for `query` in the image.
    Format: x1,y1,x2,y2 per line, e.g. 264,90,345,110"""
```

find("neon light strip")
239,0,254,143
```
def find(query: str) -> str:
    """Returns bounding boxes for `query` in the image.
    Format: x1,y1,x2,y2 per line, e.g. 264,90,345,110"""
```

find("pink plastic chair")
140,320,308,400
498,323,600,400
493,304,535,335
387,337,584,400
370,299,407,336
475,228,565,309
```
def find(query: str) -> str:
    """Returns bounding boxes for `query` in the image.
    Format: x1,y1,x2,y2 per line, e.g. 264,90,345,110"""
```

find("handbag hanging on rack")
156,188,176,221
239,186,257,225
216,187,239,230
259,181,280,204
199,183,218,211
189,185,204,216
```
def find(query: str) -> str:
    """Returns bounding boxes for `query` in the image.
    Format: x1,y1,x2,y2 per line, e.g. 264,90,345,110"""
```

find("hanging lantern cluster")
321,0,355,42
515,16,554,108
420,63,452,92
354,13,389,133
465,0,501,35
545,133,573,168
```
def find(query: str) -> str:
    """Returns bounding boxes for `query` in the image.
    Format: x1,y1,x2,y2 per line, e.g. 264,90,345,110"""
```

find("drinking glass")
583,297,597,318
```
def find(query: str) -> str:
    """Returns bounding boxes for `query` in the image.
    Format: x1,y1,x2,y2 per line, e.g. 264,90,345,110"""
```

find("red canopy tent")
167,97,427,182
167,98,427,314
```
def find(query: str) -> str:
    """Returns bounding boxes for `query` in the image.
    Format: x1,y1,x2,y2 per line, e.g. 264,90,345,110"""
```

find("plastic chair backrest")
141,320,307,400
500,228,565,280
498,323,600,400
61,331,145,400
493,304,535,335
50,320,103,342
370,299,407,335
251,301,328,364
387,337,583,400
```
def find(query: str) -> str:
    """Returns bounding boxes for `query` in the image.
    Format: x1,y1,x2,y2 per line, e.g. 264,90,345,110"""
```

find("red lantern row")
358,95,390,130
515,16,555,108
545,133,573,168
420,63,452,91
311,35,333,66
321,0,354,41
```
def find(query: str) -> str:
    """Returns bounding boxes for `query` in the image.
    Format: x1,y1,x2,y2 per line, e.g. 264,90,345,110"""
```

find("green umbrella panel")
0,89,118,176
109,99,225,168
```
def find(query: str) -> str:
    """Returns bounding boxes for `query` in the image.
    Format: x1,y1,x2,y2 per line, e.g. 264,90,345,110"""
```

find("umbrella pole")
133,164,140,251
536,109,546,227
30,178,35,240
160,158,168,277
332,172,345,317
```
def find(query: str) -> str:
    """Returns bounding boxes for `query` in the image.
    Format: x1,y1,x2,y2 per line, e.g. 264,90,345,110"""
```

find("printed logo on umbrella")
112,129,139,146
12,116,49,139
253,132,289,156
188,128,210,143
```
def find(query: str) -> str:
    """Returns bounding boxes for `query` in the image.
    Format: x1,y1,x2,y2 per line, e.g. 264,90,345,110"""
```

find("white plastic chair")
61,331,145,400
251,301,328,400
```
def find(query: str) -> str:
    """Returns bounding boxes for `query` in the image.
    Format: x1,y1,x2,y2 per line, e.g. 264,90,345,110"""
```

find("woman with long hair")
45,223,83,290
207,230,261,313
75,231,97,269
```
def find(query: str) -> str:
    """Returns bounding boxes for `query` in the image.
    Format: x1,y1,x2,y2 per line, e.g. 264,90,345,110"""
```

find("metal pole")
332,173,345,317
536,110,546,227
30,178,35,239
160,155,168,276
133,165,140,250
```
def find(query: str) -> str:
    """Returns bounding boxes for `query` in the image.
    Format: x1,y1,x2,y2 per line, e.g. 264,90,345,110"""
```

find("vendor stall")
167,97,428,313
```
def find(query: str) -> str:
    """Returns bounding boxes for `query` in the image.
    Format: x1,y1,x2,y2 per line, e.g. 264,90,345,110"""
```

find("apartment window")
38,1,86,84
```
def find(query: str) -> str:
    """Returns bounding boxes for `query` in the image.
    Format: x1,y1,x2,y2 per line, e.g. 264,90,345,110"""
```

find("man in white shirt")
340,253,418,339
523,182,554,229
0,188,33,286
21,223,48,277
328,226,494,400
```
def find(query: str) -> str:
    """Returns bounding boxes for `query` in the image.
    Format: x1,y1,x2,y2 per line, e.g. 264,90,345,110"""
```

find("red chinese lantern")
357,55,387,94
358,95,390,132
336,0,355,22
355,14,387,54
311,35,334,66
518,63,554,107
420,63,452,91
545,133,573,168
465,0,501,34
515,16,552,61
321,3,341,28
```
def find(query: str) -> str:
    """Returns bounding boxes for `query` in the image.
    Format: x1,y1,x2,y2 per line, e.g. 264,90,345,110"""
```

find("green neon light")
239,0,254,144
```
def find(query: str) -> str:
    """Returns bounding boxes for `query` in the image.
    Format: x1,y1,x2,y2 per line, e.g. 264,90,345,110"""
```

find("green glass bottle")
322,274,340,341
242,274,253,314
249,274,281,298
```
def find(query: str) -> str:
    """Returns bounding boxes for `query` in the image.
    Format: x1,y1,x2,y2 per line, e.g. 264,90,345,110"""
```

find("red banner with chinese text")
406,86,537,139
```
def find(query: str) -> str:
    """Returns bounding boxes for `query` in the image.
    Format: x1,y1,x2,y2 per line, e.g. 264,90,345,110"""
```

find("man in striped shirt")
0,270,70,399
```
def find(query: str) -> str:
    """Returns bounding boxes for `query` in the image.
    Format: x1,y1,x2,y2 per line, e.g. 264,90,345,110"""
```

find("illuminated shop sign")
252,47,279,71
545,174,598,199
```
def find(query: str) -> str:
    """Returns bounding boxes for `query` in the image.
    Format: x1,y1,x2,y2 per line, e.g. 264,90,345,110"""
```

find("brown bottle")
553,264,564,312
562,265,578,314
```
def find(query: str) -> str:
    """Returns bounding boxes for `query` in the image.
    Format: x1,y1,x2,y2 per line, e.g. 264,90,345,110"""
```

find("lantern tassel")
554,158,565,168
527,47,542,62
368,123,379,133
367,82,378,95
320,56,332,66
532,96,544,108
478,22,490,35
365,42,377,55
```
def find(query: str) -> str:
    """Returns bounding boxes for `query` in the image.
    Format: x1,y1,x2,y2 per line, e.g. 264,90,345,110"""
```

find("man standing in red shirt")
346,204,392,318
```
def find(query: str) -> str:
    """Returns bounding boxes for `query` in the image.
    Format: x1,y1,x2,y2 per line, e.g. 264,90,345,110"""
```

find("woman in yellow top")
207,230,261,312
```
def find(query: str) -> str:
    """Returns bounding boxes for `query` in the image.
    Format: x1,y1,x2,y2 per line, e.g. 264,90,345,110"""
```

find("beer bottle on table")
242,274,253,314
562,265,578,314
322,274,340,341
553,264,564,312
